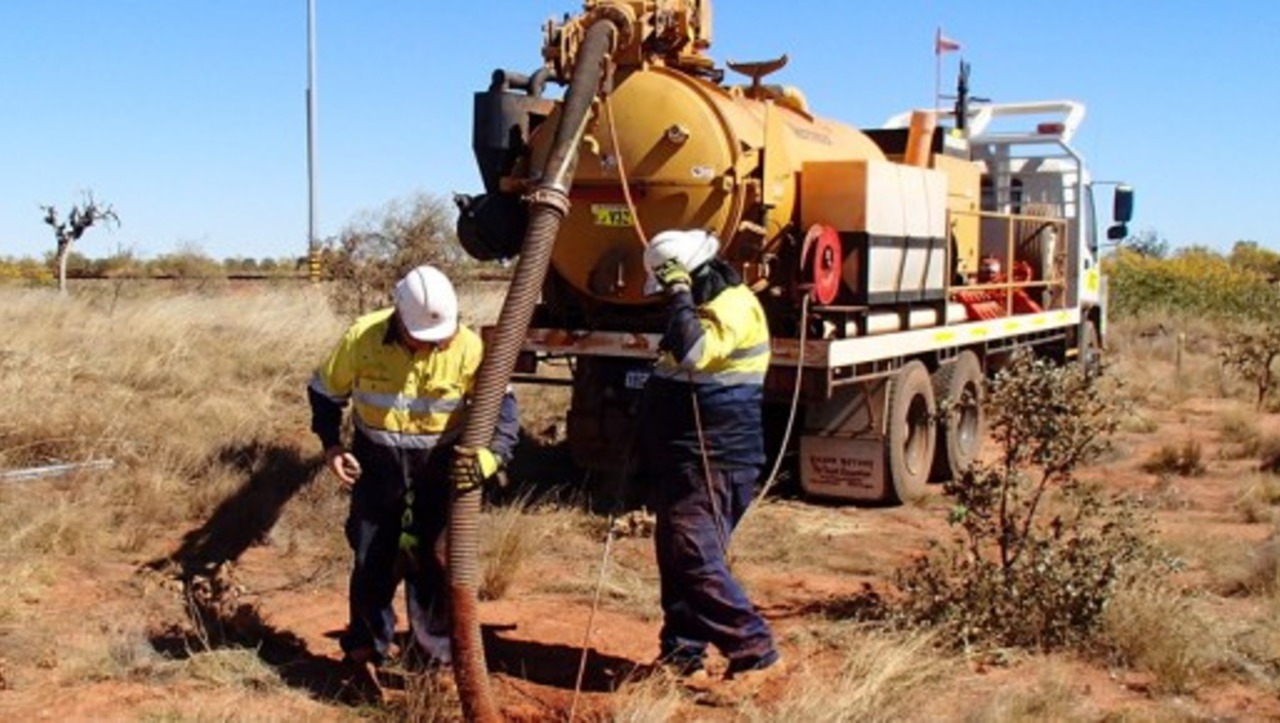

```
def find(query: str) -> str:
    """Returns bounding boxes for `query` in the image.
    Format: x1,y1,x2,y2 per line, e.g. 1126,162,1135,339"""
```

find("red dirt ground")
3,387,1280,721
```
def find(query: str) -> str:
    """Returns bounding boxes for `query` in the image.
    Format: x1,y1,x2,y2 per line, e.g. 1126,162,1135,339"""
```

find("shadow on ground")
148,440,322,578
483,624,636,693
143,441,376,704
150,594,375,705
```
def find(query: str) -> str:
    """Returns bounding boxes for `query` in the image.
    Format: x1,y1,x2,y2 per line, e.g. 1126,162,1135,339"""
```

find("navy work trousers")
653,463,774,668
341,433,451,663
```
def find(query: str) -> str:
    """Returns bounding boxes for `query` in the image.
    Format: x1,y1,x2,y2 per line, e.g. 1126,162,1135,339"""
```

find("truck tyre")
930,351,984,482
886,361,936,504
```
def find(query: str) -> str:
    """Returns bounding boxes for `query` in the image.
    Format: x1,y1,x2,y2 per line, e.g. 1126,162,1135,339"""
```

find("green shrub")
1219,324,1280,409
321,192,479,318
893,352,1162,651
1106,247,1280,321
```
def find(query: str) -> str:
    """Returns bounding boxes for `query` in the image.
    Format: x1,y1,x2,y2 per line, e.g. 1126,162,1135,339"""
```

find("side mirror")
1107,224,1129,241
1113,184,1134,224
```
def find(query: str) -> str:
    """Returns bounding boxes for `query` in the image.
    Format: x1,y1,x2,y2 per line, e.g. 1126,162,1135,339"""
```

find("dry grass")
480,493,551,601
1233,534,1280,598
182,648,285,690
1118,411,1160,435
0,557,51,628
609,674,686,722
0,286,344,560
1231,601,1280,692
59,623,167,684
1099,578,1221,694
739,629,948,722
536,539,661,620
963,672,1090,723
1234,473,1280,524
4,283,1279,719
1218,406,1262,448
386,669,463,722
733,500,865,573
1106,316,1233,407
1139,440,1206,478
512,503,663,617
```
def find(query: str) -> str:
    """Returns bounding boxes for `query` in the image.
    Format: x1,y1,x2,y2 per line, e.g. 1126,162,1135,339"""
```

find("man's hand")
325,446,362,488
450,446,502,492
653,258,692,292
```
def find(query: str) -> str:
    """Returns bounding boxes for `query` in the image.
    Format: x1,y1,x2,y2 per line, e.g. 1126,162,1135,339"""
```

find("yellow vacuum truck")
455,0,1134,505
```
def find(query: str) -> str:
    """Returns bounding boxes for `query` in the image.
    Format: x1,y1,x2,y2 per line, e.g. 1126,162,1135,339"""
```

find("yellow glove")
451,445,502,492
654,258,692,291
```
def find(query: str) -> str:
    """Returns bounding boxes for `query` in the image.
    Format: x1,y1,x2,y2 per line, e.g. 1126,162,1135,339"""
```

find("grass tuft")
741,629,947,722
480,493,548,601
1140,440,1206,477
1099,578,1220,694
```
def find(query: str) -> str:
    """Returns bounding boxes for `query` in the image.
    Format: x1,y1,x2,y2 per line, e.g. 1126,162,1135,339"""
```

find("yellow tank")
525,65,889,306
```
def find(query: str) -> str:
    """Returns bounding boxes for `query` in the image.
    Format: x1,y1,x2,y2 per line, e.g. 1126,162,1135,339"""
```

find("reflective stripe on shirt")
355,415,462,450
651,366,766,386
308,373,350,404
353,389,464,415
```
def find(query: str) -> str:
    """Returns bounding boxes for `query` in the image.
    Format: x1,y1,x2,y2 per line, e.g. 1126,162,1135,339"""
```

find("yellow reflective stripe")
686,285,771,373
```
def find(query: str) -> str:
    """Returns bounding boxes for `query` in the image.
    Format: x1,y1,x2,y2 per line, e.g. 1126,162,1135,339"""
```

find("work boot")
725,648,780,679
694,651,785,706
628,653,708,685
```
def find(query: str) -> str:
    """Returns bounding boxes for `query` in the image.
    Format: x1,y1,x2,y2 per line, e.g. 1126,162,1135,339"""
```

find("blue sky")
0,1,1275,261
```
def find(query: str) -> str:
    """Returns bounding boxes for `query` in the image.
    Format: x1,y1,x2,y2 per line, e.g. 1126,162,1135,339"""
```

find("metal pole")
306,0,320,282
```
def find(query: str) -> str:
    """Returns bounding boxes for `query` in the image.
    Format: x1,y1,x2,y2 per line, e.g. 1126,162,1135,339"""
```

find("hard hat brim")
403,315,458,343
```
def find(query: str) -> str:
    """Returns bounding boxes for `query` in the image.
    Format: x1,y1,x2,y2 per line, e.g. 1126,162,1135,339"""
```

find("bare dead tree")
41,192,120,293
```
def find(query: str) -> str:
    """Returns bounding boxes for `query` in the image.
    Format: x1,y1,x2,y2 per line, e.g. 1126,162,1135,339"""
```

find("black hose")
448,17,618,723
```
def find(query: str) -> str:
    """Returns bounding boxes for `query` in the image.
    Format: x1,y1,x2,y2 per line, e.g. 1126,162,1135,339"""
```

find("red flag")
935,28,961,55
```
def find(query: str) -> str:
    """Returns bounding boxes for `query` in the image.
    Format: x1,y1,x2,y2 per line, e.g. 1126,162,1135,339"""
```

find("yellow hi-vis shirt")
309,308,482,449
651,284,771,386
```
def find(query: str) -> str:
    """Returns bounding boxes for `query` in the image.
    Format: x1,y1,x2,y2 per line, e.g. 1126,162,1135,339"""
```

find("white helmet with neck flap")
643,229,720,295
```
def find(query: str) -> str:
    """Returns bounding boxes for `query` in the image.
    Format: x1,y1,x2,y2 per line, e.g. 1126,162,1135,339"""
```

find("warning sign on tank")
591,204,634,227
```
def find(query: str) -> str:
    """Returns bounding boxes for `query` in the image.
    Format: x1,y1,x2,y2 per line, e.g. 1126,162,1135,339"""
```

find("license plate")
592,204,634,227
624,369,651,389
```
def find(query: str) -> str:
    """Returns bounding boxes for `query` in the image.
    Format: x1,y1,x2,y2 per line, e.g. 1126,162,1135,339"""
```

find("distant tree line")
1106,232,1280,320
2,192,498,301
0,248,310,283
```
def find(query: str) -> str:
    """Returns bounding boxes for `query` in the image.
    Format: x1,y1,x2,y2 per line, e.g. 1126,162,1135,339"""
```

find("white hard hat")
394,265,459,342
643,229,720,295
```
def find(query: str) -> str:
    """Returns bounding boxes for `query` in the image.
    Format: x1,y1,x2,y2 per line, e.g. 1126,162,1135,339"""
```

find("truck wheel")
931,351,984,482
886,361,936,504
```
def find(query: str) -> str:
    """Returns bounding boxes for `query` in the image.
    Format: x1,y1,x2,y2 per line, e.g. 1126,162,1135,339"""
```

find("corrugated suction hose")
448,18,618,723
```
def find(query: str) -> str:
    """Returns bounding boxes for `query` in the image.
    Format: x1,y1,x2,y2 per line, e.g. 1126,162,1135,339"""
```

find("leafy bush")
894,352,1160,651
0,257,54,285
321,192,476,318
1228,240,1280,280
1219,323,1280,409
1106,247,1280,321
147,246,225,279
